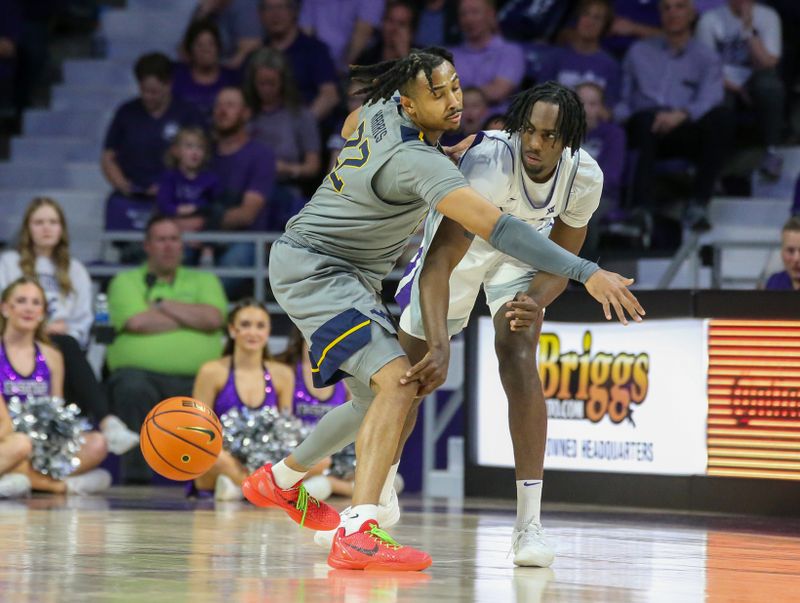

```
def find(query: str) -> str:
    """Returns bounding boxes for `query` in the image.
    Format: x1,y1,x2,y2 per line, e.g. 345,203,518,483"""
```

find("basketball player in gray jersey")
243,47,644,572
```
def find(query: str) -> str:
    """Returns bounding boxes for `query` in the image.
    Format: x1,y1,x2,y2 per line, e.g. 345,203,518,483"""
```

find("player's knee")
370,357,417,402
495,330,537,364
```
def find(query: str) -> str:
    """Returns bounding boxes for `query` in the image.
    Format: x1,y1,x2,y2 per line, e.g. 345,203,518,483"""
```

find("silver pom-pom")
8,396,91,479
328,443,356,480
221,406,310,473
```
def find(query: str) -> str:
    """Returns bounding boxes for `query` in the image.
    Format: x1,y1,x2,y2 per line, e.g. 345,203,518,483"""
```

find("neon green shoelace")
295,484,320,528
367,524,402,550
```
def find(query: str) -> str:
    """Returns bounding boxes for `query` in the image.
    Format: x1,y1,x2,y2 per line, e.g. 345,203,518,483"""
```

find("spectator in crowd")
440,86,489,146
0,0,21,118
450,0,525,110
578,82,626,209
764,216,800,290
577,82,626,257
793,172,800,217
260,0,340,122
0,198,140,455
498,0,576,42
12,0,60,114
245,49,321,230
1,278,111,495
0,397,31,498
173,19,240,125
207,87,276,295
356,1,416,66
157,127,220,265
546,0,622,109
696,0,785,179
106,216,227,483
299,0,384,73
192,0,262,69
617,0,733,231
191,299,293,500
413,0,460,47
102,53,203,232
604,0,662,58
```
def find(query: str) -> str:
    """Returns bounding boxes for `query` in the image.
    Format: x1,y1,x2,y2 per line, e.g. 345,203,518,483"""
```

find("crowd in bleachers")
90,0,800,260
1,0,800,500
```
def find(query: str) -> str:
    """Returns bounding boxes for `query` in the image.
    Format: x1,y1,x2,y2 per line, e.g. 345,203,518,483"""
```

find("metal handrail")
656,231,701,289
710,240,779,289
91,230,416,310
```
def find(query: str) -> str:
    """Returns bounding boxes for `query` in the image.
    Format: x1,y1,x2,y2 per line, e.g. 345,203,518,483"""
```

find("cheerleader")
0,278,110,494
192,299,293,500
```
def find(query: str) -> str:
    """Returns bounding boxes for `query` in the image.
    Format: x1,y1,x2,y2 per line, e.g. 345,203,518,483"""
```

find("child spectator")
0,198,139,455
157,127,220,265
0,278,111,495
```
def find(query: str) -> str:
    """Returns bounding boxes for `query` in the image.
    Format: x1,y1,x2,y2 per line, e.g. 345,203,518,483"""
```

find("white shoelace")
508,521,546,559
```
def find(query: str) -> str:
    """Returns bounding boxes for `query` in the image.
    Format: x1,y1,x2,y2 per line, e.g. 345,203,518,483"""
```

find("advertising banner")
474,318,709,475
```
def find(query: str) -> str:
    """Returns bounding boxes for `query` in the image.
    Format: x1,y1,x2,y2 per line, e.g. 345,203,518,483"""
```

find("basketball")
140,397,223,481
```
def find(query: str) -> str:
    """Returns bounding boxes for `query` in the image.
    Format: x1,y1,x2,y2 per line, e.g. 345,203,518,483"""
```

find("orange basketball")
140,396,223,481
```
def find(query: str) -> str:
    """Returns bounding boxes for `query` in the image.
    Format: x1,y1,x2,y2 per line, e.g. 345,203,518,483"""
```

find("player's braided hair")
350,47,454,105
504,82,586,156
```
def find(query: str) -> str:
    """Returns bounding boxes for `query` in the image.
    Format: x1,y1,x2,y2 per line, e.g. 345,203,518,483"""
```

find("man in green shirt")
107,215,227,483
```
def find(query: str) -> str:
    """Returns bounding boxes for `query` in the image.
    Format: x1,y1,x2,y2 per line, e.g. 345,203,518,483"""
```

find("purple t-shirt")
299,0,384,70
604,0,661,58
156,169,220,216
450,35,525,108
616,37,724,123
765,271,796,291
262,31,338,106
541,46,622,107
583,121,627,203
171,62,240,125
103,97,204,188
209,139,276,230
249,106,321,166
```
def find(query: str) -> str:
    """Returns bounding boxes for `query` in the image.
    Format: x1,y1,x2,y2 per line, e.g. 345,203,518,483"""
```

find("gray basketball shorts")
269,232,406,389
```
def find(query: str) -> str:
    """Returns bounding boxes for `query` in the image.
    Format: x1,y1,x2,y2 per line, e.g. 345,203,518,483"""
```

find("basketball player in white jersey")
395,81,605,567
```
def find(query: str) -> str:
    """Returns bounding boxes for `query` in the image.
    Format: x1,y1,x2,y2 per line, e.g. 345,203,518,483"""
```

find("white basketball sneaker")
313,488,401,549
511,521,555,567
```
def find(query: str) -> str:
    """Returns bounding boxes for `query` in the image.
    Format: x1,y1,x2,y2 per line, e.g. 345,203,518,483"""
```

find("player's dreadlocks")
350,47,454,105
504,82,586,156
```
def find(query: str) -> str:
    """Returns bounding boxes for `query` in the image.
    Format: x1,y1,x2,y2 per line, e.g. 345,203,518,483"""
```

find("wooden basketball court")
1,488,798,602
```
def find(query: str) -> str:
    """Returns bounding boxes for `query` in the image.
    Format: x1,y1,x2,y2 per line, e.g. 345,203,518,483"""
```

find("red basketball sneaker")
242,464,340,531
328,520,432,571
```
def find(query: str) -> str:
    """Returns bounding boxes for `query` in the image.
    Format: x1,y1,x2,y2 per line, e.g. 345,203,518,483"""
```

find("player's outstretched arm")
436,187,645,324
401,217,474,395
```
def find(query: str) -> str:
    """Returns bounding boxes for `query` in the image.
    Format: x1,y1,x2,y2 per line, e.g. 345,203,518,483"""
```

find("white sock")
271,460,307,489
343,503,378,536
379,462,400,506
515,479,543,530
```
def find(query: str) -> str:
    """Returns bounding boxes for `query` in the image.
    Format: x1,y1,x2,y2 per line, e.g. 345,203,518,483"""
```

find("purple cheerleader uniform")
292,362,347,425
213,357,278,416
0,341,51,403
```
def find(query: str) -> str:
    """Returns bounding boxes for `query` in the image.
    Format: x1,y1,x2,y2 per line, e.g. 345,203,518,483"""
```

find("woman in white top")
0,197,139,455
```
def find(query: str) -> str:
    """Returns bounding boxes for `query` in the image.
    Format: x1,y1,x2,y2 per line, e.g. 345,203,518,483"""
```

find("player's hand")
584,270,645,325
504,293,542,331
442,135,476,164
400,345,450,397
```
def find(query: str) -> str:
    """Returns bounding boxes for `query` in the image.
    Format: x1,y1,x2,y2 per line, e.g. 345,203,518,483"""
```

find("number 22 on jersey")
329,121,371,193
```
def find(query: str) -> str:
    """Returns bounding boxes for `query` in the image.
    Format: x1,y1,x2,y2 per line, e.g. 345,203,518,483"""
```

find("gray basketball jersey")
286,96,467,290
